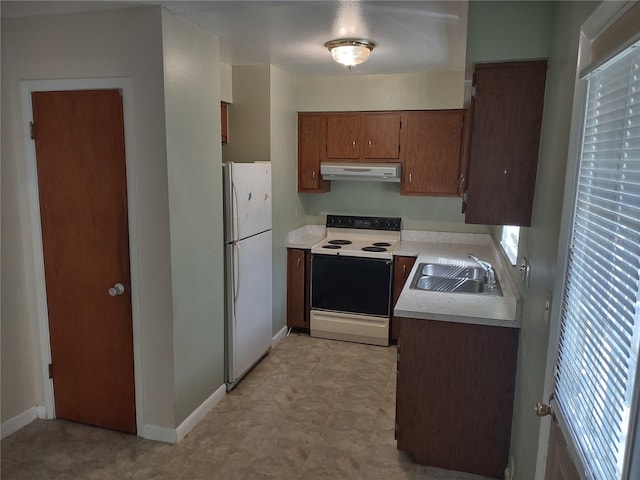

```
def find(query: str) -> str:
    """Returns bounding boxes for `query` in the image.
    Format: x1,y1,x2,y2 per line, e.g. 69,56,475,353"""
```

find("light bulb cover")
325,39,376,69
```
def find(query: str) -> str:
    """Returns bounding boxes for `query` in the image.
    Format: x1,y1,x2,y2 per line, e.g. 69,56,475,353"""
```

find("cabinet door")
363,114,401,159
327,115,361,159
401,110,464,196
298,114,330,193
286,249,307,329
396,318,519,478
465,61,547,226
391,256,416,341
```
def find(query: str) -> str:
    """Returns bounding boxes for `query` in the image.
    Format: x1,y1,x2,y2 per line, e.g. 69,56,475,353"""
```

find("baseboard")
175,383,226,442
1,406,38,439
139,383,226,444
138,423,177,443
272,325,288,346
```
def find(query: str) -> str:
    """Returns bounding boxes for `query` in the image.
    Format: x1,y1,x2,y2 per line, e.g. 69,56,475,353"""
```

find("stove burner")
372,242,391,247
322,245,342,249
328,239,352,245
362,246,387,252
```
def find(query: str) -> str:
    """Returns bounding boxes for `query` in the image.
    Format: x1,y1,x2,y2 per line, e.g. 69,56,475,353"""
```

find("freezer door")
226,230,273,388
223,162,272,241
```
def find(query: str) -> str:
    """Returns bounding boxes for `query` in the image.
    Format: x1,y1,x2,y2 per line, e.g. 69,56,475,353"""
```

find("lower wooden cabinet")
396,317,519,479
391,256,416,341
286,248,311,329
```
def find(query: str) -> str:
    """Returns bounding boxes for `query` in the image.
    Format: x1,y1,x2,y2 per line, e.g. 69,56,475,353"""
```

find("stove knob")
372,219,380,229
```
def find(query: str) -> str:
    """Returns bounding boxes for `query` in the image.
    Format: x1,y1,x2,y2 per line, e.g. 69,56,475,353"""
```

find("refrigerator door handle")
232,180,240,241
233,243,240,307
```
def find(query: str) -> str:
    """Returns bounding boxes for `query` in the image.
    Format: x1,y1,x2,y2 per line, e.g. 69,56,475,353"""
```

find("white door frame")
20,78,144,434
534,2,639,477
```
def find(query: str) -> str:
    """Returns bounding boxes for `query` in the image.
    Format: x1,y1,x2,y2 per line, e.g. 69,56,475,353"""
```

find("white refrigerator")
223,162,273,390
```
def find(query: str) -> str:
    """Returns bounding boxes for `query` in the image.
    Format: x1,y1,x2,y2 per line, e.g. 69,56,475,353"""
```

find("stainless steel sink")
418,264,485,281
410,263,503,296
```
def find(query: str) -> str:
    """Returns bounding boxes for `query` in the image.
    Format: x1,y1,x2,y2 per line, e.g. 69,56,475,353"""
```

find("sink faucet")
468,253,497,288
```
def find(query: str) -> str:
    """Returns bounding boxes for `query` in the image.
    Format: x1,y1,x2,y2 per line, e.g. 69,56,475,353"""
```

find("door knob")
109,283,125,296
534,402,555,420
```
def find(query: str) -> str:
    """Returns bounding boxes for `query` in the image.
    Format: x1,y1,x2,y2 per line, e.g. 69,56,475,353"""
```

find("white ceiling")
1,1,468,76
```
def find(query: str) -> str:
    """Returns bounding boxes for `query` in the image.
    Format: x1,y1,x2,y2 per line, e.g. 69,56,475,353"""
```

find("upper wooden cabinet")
326,113,401,160
298,113,330,193
400,110,466,196
221,102,228,144
297,110,466,195
464,60,548,226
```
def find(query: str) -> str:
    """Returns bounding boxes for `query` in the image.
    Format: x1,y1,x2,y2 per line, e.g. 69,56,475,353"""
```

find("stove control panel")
325,215,402,232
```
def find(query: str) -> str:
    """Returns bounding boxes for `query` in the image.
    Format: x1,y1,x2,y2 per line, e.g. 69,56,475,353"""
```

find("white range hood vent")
320,162,401,183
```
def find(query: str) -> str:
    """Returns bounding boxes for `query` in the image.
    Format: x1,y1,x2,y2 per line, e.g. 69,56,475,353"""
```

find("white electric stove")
309,215,402,346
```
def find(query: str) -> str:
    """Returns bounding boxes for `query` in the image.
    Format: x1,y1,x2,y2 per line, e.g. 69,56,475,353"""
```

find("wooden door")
401,111,464,196
363,114,401,159
545,422,580,480
326,115,360,159
32,89,136,434
298,114,330,193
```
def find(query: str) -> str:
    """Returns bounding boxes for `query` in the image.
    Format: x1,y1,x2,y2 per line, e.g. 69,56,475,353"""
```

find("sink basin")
410,263,503,296
418,264,485,281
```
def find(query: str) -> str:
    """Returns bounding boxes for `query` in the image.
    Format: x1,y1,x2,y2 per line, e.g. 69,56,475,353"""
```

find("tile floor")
1,333,492,480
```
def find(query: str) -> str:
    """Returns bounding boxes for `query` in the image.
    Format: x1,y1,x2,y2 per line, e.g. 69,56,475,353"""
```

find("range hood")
320,162,401,182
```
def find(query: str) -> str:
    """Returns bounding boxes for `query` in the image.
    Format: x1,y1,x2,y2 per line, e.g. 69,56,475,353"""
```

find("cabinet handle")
402,264,406,274
352,141,356,149
409,173,412,183
504,168,508,175
368,140,372,149
312,171,316,179
297,257,301,268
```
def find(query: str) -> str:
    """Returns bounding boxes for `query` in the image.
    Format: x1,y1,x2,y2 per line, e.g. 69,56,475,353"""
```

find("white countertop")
286,226,521,328
286,225,326,249
393,232,521,328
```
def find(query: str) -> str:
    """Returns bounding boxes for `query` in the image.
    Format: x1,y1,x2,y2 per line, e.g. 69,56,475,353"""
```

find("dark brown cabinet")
395,317,519,478
390,256,416,341
286,248,311,329
298,110,468,195
464,60,548,226
326,113,401,160
400,110,466,196
221,102,228,144
298,114,330,193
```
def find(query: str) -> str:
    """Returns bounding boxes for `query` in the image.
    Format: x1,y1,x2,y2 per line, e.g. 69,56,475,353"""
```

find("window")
554,40,640,480
500,225,520,265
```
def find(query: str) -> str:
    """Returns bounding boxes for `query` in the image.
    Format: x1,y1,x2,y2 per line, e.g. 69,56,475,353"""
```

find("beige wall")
505,2,598,476
222,65,271,163
296,71,465,112
269,66,302,333
161,10,225,425
1,6,176,429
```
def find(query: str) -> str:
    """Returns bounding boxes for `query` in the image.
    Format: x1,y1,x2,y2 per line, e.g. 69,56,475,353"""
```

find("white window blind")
556,41,640,480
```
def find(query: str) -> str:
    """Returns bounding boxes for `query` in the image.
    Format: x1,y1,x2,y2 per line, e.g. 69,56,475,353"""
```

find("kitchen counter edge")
393,235,522,329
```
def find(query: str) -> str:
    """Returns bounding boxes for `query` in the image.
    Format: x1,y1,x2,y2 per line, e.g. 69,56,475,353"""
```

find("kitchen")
2,1,638,479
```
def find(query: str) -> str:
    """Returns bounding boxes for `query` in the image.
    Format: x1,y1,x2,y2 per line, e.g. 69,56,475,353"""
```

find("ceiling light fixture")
325,38,376,70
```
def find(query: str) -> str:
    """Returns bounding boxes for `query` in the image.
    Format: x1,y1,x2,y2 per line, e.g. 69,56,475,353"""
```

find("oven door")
311,254,392,317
